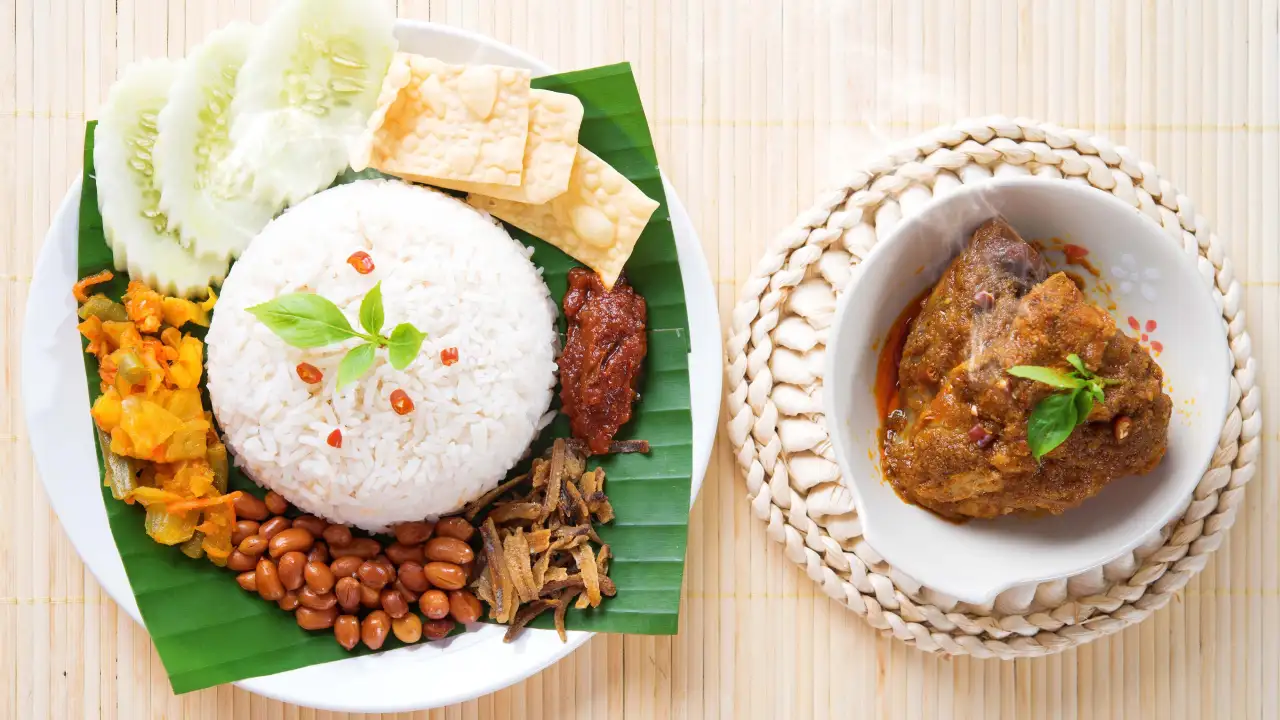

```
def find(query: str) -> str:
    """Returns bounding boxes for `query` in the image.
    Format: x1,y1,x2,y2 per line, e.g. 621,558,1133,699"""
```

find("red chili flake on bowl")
296,362,323,384
346,251,374,275
326,428,343,448
1145,319,1157,332
1063,244,1089,262
390,389,414,415
440,347,459,366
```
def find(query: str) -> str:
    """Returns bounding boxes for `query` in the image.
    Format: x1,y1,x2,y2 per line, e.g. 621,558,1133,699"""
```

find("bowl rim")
823,175,1229,603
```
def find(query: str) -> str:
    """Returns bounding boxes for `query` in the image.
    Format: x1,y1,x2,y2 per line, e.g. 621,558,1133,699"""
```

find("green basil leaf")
1073,388,1095,426
387,323,427,370
359,281,385,337
246,294,358,348
1026,391,1079,460
336,343,377,388
1007,365,1085,389
1066,353,1090,377
1089,382,1105,404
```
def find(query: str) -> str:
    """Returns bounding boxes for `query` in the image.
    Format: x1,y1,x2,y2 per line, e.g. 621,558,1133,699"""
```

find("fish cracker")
467,147,659,289
352,53,531,186
421,89,584,204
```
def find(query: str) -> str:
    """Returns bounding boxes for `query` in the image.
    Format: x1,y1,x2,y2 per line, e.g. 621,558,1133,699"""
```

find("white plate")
21,20,721,713
824,178,1230,604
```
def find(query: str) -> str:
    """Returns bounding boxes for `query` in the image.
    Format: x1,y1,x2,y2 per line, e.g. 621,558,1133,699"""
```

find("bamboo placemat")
2,1,1276,718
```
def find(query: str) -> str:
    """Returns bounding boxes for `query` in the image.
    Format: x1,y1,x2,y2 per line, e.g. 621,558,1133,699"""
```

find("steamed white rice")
205,180,558,531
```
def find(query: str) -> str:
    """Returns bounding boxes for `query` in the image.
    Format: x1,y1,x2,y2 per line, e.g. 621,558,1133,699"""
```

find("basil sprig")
1007,354,1118,460
247,281,428,387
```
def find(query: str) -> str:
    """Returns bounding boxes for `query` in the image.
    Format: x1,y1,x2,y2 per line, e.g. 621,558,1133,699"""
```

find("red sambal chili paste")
557,268,648,455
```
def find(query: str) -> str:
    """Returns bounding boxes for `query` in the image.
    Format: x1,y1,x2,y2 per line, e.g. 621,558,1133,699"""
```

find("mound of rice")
205,180,558,531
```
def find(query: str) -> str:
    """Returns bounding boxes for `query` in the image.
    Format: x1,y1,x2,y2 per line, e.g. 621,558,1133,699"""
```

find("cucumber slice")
155,22,275,262
94,59,229,297
226,0,396,208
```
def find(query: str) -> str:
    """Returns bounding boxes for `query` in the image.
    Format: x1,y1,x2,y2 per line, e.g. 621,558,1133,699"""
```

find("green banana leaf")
76,62,692,694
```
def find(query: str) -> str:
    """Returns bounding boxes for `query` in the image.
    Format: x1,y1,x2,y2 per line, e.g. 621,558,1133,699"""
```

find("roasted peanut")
255,558,285,602
330,555,363,579
433,517,475,542
357,560,391,590
334,615,360,650
277,591,300,612
296,605,338,631
329,537,380,559
361,610,391,650
231,520,260,546
233,493,270,522
359,583,381,609
322,524,353,547
227,550,257,572
392,613,423,644
373,554,396,578
237,534,268,557
425,537,474,565
448,590,482,624
392,520,433,545
418,589,450,620
392,579,420,604
264,491,290,516
398,562,429,593
268,527,315,558
423,618,456,641
335,576,361,612
307,541,330,565
235,571,257,592
277,551,307,591
423,562,467,590
258,515,292,542
380,588,410,619
385,542,424,565
292,514,328,537
305,561,336,594
299,587,337,611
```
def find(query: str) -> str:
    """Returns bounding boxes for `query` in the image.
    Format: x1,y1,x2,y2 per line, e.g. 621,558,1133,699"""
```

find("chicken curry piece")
881,219,1171,520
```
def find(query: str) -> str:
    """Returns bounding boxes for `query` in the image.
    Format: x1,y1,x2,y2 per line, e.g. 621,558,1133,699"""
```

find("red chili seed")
390,389,414,416
296,362,323,384
347,251,375,274
327,429,343,448
440,347,459,366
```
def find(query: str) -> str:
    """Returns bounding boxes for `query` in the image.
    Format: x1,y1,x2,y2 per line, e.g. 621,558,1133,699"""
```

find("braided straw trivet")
725,116,1261,658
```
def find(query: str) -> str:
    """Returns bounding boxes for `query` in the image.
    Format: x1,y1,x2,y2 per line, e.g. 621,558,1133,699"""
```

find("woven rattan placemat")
726,117,1260,658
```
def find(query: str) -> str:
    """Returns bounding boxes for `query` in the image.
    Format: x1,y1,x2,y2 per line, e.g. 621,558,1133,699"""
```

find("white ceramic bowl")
21,20,722,712
824,177,1231,604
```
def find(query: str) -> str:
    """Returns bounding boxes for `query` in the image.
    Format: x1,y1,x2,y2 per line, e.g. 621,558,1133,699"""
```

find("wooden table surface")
3,1,1278,718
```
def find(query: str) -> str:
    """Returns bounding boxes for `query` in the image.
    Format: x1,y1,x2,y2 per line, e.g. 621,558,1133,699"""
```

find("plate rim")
21,18,721,713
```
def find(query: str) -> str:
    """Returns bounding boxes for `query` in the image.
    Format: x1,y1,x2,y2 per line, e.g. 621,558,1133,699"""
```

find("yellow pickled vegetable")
77,275,235,567
159,388,204,422
123,281,165,333
167,336,204,389
196,502,235,562
161,296,210,328
118,396,184,459
145,505,199,545
101,320,142,350
91,388,124,431
160,421,210,462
